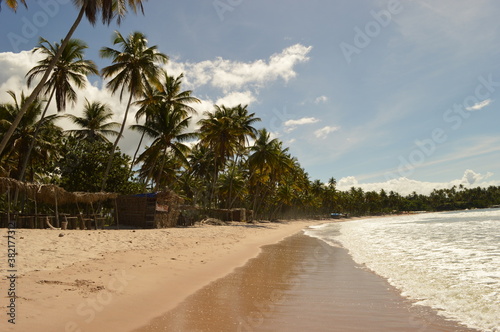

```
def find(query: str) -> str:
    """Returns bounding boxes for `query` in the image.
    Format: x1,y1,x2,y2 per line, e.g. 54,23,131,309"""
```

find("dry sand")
1,220,323,332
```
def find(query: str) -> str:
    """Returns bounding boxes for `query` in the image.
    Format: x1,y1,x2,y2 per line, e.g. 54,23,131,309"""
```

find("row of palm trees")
0,18,319,217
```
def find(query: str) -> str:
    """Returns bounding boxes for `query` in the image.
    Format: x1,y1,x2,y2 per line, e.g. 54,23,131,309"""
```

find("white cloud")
283,117,319,133
460,169,493,185
336,170,500,196
165,44,312,93
0,51,42,103
215,91,256,107
314,126,340,139
314,95,328,104
465,99,492,111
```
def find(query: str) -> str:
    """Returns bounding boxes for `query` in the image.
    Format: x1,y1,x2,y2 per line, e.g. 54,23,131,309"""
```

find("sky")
0,0,499,195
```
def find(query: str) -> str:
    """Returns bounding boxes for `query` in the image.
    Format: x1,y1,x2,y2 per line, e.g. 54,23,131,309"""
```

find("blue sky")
1,0,499,195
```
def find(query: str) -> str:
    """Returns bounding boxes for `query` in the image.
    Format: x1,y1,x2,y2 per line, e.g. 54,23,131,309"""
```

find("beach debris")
58,233,64,237
200,218,228,226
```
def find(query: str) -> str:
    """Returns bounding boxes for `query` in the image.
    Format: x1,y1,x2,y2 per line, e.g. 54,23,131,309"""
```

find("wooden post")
7,185,11,226
90,201,97,230
33,194,38,228
114,198,119,229
54,189,59,228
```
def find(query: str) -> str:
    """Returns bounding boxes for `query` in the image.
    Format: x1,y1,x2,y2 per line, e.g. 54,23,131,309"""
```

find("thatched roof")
0,177,118,205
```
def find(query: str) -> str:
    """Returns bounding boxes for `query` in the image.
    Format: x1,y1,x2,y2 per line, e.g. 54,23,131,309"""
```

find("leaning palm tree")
99,30,168,191
130,70,199,173
17,37,98,182
66,99,120,143
0,0,148,157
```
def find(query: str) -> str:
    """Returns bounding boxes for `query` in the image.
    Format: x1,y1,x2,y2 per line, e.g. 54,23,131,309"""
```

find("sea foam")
306,209,500,332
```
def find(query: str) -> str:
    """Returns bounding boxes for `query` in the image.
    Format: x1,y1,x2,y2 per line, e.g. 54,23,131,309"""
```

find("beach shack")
0,177,118,229
115,190,184,228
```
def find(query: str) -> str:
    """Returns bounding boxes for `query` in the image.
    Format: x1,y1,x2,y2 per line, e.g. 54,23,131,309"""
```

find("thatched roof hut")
0,177,118,205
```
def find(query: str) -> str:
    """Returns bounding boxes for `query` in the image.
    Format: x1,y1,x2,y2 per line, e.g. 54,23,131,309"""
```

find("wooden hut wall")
116,196,155,228
154,191,184,228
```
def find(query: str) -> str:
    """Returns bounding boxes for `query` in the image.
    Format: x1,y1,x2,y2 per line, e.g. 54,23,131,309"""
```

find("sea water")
305,209,500,332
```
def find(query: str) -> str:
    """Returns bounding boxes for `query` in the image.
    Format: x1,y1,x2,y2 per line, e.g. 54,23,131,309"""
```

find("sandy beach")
1,218,481,332
1,220,322,332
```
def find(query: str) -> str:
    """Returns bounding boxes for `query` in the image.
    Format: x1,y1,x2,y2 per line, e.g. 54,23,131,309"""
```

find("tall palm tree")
18,38,98,182
99,30,168,191
0,0,147,157
131,104,195,191
197,104,261,207
247,128,293,218
66,99,120,143
227,104,260,207
131,70,199,173
197,105,240,206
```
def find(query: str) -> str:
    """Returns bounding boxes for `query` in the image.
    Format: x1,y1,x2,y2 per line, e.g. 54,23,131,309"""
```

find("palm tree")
0,91,62,181
227,104,260,207
0,0,147,157
18,38,98,182
185,143,216,206
131,70,199,173
197,104,260,206
131,104,195,191
247,129,293,218
247,128,283,178
99,30,168,191
0,0,26,11
66,99,120,143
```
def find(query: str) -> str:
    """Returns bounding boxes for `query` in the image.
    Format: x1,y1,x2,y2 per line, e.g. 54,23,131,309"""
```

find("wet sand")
134,233,481,332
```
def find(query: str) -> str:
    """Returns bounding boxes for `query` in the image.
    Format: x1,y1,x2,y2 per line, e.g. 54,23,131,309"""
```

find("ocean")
305,209,500,332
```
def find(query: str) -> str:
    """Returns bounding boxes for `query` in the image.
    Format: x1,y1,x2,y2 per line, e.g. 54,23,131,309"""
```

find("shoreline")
133,233,480,332
2,220,327,332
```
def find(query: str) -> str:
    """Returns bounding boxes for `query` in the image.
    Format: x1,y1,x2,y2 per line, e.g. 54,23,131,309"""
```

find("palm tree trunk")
129,130,146,177
153,145,168,192
227,154,239,209
0,6,85,156
18,86,56,182
210,158,219,208
100,91,134,191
